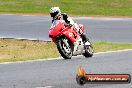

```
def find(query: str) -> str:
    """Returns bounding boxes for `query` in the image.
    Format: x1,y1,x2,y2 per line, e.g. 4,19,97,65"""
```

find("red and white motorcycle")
49,20,93,59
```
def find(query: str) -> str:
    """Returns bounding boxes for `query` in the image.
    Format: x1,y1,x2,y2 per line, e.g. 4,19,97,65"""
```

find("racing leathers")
52,13,83,34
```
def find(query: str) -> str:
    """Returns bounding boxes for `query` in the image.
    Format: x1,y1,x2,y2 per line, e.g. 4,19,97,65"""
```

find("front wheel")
56,38,73,59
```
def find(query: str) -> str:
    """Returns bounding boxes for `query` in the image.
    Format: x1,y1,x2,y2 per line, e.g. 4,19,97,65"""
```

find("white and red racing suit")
52,13,83,35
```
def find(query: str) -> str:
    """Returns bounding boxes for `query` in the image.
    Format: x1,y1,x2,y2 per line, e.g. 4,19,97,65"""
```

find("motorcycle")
49,20,93,59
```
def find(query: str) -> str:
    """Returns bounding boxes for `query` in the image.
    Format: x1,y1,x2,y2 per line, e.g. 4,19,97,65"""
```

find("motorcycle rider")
50,7,88,42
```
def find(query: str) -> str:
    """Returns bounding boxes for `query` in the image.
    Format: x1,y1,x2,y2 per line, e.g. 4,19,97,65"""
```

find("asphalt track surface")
0,50,132,88
0,14,132,43
0,14,132,88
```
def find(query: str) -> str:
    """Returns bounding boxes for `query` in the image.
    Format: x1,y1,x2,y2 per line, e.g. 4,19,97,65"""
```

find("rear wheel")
83,41,94,58
57,37,73,59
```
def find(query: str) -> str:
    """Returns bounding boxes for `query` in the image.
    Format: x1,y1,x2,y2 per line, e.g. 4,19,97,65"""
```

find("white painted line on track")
36,86,54,88
1,14,132,21
0,14,50,18
0,57,62,65
73,17,132,21
0,49,132,65
94,49,132,55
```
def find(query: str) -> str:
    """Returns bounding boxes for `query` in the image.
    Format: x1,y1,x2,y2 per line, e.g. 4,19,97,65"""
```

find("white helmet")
50,7,61,18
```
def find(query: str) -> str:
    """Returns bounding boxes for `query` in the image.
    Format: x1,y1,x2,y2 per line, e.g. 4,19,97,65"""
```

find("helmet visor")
50,12,59,18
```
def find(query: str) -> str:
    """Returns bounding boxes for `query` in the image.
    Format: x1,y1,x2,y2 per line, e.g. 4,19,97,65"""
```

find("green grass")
0,38,132,63
0,0,132,16
0,39,59,62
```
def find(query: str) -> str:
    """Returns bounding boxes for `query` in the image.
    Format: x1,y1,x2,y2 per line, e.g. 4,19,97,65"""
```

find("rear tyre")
83,41,94,58
57,38,72,59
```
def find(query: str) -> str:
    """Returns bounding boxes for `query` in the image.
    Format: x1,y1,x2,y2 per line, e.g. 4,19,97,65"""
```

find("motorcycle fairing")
49,20,80,43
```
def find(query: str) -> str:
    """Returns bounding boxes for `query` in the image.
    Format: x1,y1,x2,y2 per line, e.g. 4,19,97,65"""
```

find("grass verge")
0,38,132,63
0,0,132,16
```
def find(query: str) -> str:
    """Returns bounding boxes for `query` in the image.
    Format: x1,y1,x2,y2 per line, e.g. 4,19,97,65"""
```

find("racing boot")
81,33,91,46
80,33,89,43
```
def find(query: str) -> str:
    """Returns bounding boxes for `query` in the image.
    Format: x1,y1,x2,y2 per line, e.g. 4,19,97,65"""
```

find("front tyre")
57,38,72,59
